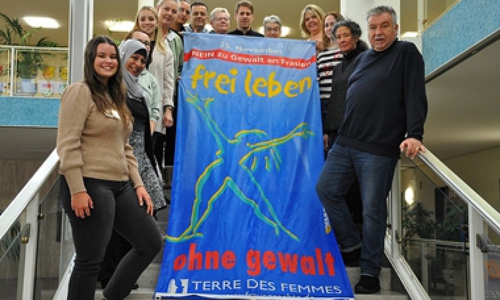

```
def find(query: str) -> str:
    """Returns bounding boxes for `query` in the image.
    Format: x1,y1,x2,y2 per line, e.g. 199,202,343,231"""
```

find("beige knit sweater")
57,82,143,195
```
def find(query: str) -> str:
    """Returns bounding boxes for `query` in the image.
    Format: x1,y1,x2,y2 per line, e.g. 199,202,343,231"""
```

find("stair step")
97,204,408,299
354,290,408,299
345,267,391,291
138,265,397,290
96,288,408,300
136,263,161,288
112,265,407,300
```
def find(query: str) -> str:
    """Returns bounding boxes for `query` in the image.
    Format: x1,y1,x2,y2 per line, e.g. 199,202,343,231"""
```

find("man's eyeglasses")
265,27,280,32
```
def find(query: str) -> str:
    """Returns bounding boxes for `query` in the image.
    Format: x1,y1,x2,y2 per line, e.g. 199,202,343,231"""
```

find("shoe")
355,275,380,293
132,282,139,290
341,247,361,267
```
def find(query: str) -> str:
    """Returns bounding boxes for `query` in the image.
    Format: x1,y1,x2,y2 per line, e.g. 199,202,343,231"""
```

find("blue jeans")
60,176,163,300
316,144,397,277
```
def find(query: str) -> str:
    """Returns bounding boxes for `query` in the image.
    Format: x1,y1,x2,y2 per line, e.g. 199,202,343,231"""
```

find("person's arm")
57,84,91,195
401,43,428,160
140,71,161,135
57,83,94,218
163,47,175,127
403,43,428,142
149,74,161,134
176,36,184,78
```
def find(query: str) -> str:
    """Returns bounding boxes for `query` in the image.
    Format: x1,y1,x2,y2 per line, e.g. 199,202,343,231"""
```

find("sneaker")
355,275,380,293
341,247,361,267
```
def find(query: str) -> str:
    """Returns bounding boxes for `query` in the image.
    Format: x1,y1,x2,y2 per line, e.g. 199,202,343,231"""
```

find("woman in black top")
322,20,369,228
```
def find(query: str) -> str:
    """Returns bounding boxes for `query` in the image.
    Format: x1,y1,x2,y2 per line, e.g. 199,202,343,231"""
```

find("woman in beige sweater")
57,35,162,300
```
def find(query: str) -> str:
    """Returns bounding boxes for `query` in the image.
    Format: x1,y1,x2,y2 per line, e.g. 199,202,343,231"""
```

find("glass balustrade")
0,219,25,300
477,227,500,299
33,177,74,300
398,155,471,299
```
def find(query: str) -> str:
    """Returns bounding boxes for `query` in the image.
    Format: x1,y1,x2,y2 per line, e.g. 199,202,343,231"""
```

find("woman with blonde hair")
129,5,175,174
300,4,340,155
157,0,184,187
300,4,328,53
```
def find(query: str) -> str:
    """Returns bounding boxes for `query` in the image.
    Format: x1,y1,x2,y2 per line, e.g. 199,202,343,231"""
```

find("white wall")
340,0,401,48
444,146,500,211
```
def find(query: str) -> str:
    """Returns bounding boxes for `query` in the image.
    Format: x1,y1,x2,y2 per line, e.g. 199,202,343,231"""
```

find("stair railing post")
469,206,485,299
21,193,39,300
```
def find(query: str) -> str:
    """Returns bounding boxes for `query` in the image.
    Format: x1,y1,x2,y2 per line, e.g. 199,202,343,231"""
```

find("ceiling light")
104,20,134,32
24,17,59,29
257,25,291,37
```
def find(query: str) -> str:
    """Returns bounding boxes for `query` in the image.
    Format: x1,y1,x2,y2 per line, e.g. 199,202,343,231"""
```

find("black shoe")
355,275,380,293
341,247,361,267
132,282,139,290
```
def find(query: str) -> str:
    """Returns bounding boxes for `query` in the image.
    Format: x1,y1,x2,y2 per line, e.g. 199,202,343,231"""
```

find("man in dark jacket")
316,5,428,294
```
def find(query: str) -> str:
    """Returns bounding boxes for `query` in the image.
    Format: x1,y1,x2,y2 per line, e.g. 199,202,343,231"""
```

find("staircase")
95,262,409,299
93,185,408,300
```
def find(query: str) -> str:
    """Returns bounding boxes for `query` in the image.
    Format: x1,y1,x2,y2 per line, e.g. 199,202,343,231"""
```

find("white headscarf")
119,39,148,99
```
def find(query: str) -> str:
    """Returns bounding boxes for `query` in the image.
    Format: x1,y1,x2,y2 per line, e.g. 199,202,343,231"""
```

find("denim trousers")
60,176,163,300
316,144,397,277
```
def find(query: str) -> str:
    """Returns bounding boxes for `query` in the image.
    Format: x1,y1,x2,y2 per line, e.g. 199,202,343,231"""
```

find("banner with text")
155,33,354,300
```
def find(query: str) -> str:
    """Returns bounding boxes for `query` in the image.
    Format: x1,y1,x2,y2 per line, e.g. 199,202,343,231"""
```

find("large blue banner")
155,33,353,300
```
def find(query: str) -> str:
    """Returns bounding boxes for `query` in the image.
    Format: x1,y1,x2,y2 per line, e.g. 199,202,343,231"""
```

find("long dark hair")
84,35,131,127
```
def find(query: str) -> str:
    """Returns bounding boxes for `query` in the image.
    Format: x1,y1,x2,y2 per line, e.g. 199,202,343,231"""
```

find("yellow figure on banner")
166,91,314,243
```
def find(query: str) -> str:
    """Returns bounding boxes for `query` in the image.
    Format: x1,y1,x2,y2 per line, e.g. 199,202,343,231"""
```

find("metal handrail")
0,149,500,299
0,149,59,241
418,149,500,236
402,236,469,249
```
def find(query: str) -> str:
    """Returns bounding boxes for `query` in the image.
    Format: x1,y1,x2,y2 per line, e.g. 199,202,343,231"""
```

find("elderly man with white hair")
263,15,282,38
209,7,230,34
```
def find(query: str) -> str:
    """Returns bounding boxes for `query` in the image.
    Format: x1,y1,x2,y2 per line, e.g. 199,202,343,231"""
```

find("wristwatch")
164,105,174,112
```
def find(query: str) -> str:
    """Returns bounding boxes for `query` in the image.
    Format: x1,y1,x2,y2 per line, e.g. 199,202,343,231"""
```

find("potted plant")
402,203,436,239
0,12,57,94
402,201,468,291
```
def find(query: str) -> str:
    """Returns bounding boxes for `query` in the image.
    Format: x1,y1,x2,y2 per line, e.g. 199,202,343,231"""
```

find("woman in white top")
131,5,175,169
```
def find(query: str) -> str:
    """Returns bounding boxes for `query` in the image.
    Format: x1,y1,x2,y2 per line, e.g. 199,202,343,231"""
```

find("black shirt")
337,41,428,158
227,28,264,37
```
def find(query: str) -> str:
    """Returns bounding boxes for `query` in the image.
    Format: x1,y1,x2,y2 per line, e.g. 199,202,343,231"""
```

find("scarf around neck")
119,39,148,100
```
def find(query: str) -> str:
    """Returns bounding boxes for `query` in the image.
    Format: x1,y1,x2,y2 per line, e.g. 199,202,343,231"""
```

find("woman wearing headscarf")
120,39,166,212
